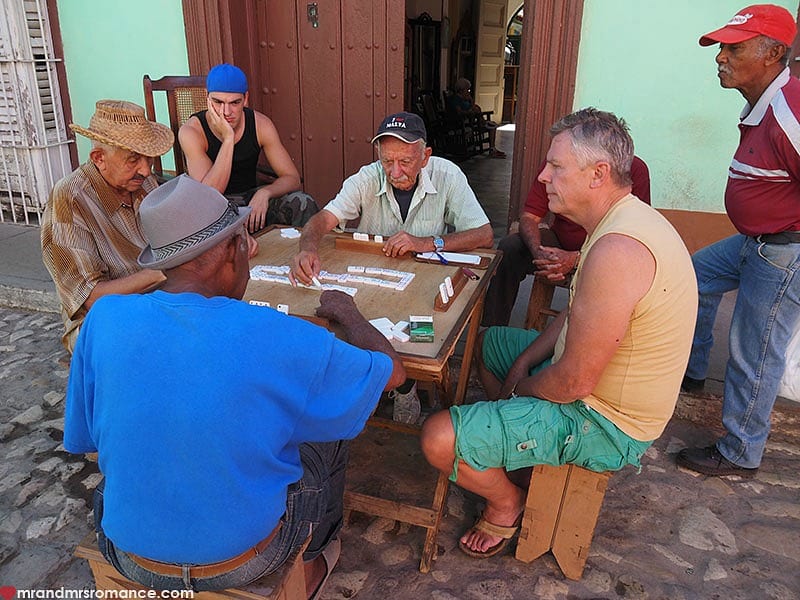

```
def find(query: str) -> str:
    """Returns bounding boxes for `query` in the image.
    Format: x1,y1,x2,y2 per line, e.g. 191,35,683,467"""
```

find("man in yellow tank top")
421,108,697,558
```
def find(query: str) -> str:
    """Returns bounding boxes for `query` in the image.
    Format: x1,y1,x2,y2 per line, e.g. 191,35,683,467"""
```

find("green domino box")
409,315,434,342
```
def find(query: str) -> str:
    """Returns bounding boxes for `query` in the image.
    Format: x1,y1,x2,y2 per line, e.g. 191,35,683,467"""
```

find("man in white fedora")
64,175,406,595
41,99,174,352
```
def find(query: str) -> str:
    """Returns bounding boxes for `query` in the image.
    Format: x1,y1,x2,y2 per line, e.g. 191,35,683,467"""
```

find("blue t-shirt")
64,291,392,563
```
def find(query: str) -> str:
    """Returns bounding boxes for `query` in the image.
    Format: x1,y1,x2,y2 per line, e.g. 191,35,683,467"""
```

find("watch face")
434,237,444,251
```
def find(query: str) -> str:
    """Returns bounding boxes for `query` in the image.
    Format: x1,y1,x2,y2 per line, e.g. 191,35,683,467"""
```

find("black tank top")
193,107,260,194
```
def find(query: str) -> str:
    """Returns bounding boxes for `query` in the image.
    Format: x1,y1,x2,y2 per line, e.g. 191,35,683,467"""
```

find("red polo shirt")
523,156,651,251
725,68,800,236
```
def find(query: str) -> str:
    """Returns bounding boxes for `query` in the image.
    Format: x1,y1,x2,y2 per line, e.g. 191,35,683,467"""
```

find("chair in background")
142,74,206,180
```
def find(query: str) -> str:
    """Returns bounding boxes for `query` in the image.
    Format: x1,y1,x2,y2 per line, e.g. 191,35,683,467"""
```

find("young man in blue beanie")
179,63,317,233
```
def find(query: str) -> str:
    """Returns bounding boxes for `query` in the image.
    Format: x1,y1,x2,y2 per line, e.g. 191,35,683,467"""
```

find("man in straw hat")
64,174,405,595
179,63,317,233
677,4,800,478
290,111,493,425
41,99,173,352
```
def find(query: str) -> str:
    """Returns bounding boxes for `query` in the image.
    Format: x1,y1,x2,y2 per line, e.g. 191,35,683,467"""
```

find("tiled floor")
454,125,558,328
455,125,515,240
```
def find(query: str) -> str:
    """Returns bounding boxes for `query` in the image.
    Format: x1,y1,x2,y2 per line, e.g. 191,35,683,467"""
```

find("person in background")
677,4,800,478
179,63,317,232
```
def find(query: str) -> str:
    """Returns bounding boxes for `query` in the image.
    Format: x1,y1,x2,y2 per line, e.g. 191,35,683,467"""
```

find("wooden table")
244,228,501,572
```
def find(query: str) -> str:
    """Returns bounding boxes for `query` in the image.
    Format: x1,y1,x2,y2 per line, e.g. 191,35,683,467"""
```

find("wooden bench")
75,533,308,600
515,464,611,580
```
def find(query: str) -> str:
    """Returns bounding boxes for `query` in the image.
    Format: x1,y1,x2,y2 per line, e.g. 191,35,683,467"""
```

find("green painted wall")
574,0,799,212
56,0,189,162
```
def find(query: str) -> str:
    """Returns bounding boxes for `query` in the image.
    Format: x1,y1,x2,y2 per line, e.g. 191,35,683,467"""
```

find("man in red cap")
677,5,800,477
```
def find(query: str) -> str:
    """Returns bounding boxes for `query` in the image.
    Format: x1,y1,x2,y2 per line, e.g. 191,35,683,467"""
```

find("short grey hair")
757,35,791,66
549,107,634,187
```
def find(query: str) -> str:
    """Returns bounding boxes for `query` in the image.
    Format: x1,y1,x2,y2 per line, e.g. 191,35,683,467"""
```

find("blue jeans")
686,234,800,468
94,441,348,591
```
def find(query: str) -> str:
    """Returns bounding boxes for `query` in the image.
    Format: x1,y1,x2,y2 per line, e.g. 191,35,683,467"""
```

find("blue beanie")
206,63,248,94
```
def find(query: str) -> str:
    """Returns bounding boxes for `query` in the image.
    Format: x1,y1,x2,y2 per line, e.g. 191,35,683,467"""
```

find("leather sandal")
458,513,522,558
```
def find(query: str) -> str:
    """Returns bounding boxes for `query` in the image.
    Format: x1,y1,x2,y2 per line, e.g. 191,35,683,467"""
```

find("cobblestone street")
1,304,799,599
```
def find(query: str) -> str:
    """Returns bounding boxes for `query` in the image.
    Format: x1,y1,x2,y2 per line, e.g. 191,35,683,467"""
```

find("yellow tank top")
553,195,697,441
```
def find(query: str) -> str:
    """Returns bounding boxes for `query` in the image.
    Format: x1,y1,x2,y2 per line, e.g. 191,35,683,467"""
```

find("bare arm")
178,99,235,194
84,269,165,310
246,113,303,231
509,234,656,403
518,212,544,255
289,209,339,285
315,290,406,390
382,222,494,257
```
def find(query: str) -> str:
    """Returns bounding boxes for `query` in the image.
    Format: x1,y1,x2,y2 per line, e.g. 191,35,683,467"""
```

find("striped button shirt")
323,156,489,236
41,162,157,351
727,67,800,235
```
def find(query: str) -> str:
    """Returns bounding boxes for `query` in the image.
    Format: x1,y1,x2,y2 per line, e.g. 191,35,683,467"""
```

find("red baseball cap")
699,4,797,47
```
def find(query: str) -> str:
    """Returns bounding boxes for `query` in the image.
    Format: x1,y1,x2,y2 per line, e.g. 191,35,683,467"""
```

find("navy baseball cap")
371,112,427,144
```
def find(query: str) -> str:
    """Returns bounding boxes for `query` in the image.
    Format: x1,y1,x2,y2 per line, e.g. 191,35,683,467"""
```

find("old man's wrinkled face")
377,137,432,191
93,146,153,193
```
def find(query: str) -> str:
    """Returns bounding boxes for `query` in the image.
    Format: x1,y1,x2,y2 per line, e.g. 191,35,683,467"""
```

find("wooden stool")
515,464,611,580
75,533,309,600
524,276,567,331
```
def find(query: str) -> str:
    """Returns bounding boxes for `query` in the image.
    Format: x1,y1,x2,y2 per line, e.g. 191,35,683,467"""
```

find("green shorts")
448,326,652,480
481,326,550,380
449,399,651,480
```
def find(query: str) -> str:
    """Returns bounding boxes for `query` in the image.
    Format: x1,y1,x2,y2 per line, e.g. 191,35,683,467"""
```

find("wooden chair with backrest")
142,74,207,181
144,74,284,188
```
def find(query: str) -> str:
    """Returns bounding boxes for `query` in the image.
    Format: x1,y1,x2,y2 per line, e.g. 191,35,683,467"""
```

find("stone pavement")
0,304,798,599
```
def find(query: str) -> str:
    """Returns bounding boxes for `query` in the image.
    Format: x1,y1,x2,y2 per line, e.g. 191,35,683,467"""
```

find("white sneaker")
389,383,421,424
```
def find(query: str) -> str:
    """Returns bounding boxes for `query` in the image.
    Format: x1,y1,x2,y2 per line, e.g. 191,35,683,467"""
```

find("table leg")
452,297,484,406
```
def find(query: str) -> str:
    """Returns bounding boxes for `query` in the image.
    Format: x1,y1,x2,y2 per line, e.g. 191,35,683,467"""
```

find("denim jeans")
94,440,348,591
686,234,800,467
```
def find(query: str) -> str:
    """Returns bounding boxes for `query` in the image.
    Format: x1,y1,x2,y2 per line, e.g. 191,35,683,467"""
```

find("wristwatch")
433,236,445,252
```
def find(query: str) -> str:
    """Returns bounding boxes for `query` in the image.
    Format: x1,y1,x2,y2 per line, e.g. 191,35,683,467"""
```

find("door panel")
296,0,344,204
343,1,377,183
256,1,303,178
475,0,507,118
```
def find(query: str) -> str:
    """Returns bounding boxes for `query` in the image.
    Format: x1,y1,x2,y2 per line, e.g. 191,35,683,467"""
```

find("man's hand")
382,231,429,257
205,97,234,143
315,290,407,390
533,245,579,282
289,250,321,286
247,188,273,233
315,290,359,324
498,361,531,399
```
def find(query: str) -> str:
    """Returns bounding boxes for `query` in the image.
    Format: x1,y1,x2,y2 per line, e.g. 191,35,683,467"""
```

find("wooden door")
474,0,507,118
183,0,403,207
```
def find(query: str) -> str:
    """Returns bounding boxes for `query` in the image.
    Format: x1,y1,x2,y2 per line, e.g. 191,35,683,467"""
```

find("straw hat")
70,100,174,157
137,175,251,270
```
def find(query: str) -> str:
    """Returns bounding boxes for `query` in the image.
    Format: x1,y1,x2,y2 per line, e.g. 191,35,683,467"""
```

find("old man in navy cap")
290,111,494,424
